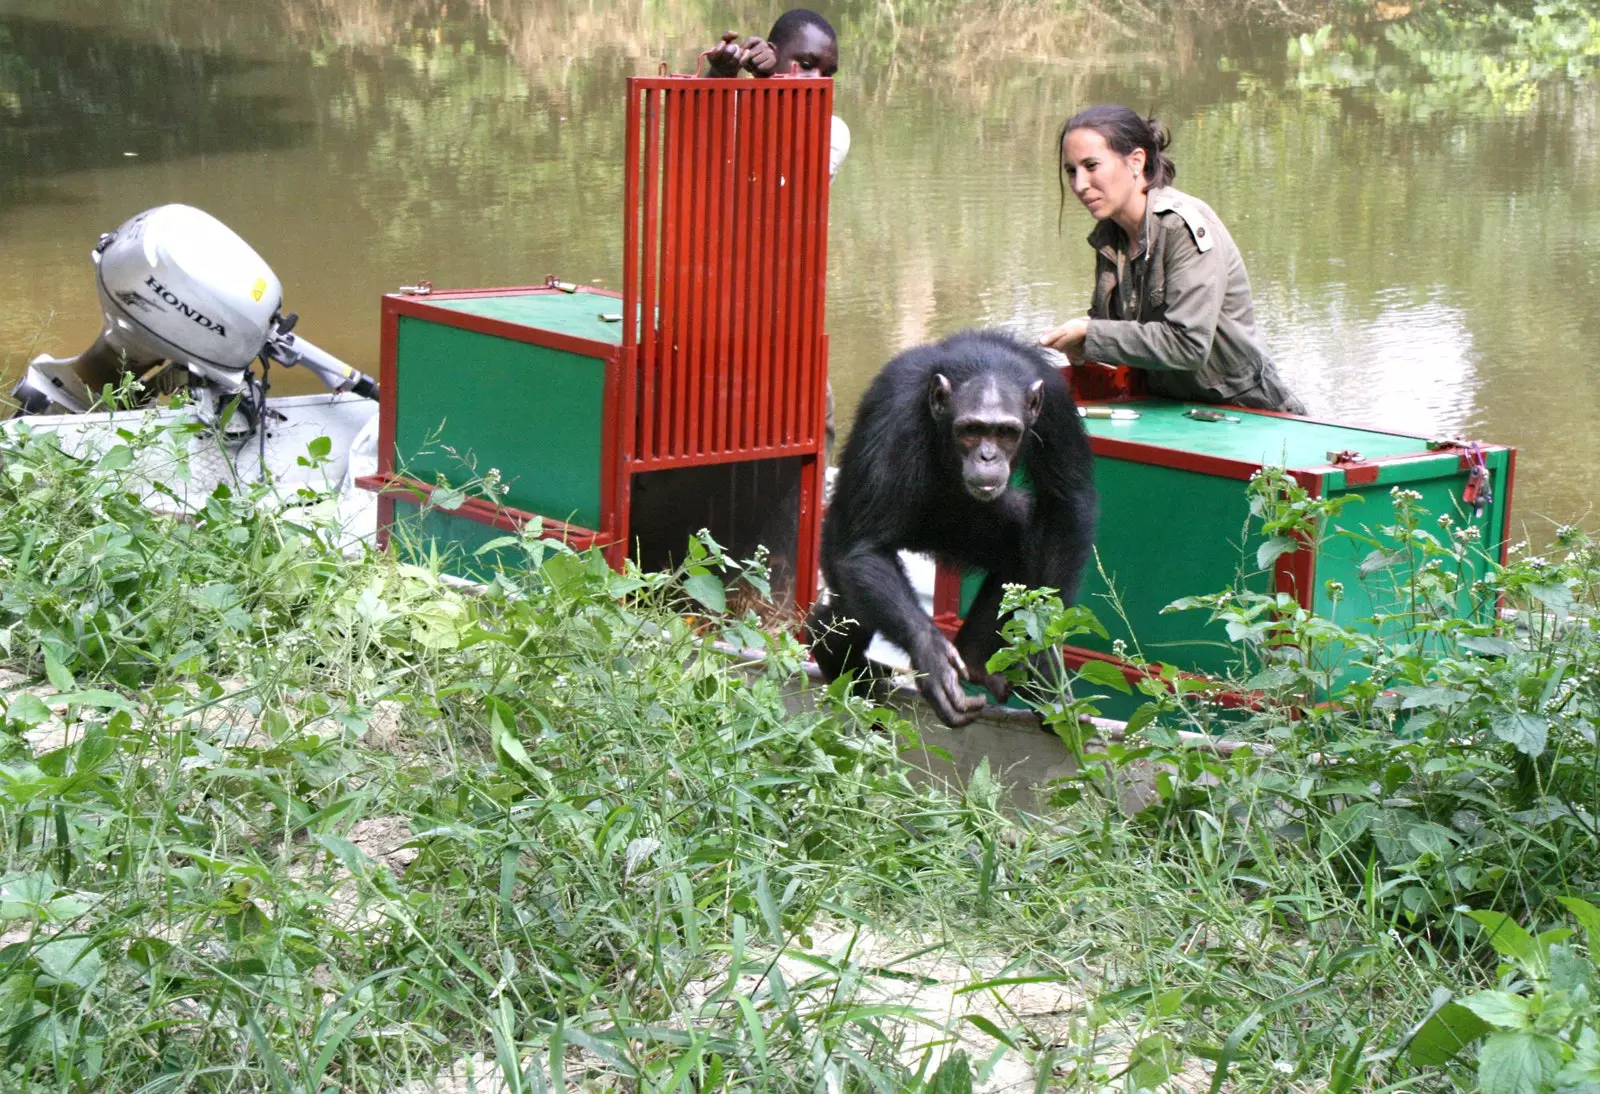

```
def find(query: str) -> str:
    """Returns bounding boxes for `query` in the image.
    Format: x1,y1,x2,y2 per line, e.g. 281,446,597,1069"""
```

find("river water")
2,0,1596,532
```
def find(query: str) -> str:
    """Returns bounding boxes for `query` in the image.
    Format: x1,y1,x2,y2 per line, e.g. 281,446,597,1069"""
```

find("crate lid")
1081,399,1433,471
425,289,624,347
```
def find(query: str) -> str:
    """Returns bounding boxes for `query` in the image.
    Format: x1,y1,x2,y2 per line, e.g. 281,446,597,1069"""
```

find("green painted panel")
1311,448,1511,688
1082,400,1430,468
955,416,1512,715
428,292,624,346
387,497,526,583
394,317,605,529
960,458,1268,678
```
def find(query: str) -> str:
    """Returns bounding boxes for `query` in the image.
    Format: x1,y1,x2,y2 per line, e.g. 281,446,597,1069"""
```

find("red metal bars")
621,76,833,469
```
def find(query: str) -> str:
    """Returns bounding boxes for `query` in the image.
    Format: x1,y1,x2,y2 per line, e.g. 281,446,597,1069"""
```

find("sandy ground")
389,921,1212,1094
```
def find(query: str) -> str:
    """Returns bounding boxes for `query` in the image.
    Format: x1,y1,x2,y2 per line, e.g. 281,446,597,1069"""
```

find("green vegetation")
0,414,1598,1091
1271,0,1600,116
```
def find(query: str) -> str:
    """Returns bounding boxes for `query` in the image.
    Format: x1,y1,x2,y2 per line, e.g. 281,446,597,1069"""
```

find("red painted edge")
378,297,399,479
630,445,819,472
1082,398,1512,469
1060,645,1261,710
928,616,1265,713
399,285,624,301
384,291,621,360
1278,470,1323,609
1499,446,1518,566
355,473,614,551
1091,435,1262,481
600,348,622,563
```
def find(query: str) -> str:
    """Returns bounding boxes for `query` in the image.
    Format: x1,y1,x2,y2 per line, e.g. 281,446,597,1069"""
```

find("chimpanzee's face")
929,373,1045,503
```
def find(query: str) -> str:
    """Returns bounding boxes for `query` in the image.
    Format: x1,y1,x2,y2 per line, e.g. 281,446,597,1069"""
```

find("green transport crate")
932,398,1516,721
361,285,625,574
360,282,826,595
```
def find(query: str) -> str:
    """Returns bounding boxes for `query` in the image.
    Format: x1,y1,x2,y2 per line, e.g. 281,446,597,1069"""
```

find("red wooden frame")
620,75,833,609
368,76,833,612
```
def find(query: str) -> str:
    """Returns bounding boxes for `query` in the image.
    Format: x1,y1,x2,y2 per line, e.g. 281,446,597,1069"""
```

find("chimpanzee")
806,329,1097,727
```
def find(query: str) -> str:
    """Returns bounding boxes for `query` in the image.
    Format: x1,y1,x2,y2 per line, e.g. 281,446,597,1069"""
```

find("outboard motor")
12,204,378,430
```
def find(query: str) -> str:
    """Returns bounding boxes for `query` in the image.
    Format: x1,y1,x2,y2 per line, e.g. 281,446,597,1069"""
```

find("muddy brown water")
3,0,1597,537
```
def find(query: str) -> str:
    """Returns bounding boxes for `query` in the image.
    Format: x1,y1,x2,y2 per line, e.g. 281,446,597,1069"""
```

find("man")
701,9,850,457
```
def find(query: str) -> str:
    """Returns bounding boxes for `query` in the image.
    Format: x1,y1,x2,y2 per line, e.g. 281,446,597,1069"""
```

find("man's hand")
705,31,771,77
1038,317,1091,365
742,38,777,76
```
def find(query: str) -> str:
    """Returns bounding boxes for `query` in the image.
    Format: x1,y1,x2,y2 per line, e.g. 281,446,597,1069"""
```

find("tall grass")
0,414,1579,1091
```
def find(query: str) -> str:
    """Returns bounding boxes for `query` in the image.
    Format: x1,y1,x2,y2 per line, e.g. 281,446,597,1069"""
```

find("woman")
1038,106,1305,414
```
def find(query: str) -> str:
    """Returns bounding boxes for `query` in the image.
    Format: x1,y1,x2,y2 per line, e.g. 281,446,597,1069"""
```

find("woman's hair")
1056,105,1176,224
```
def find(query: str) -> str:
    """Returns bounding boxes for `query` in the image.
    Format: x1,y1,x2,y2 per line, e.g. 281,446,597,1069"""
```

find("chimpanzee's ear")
1026,379,1045,425
928,373,953,418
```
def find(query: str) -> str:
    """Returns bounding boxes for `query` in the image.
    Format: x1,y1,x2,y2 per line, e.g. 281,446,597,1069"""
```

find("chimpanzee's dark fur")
806,329,1097,726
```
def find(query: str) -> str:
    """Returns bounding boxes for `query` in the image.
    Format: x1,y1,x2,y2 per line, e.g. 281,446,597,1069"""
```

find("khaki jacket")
1081,186,1305,414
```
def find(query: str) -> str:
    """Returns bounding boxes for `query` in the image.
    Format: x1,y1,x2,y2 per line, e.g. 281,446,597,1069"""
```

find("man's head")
767,9,838,77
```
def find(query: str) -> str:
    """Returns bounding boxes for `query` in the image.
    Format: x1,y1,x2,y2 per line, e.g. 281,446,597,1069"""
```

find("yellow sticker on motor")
251,277,267,303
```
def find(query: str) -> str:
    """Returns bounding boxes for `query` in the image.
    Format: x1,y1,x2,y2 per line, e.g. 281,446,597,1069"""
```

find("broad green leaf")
1124,703,1160,736
1467,910,1542,969
1076,658,1132,694
430,486,466,511
53,690,137,713
1460,636,1519,658
1408,997,1491,1067
926,1050,975,1094
1399,686,1468,710
1559,897,1600,944
1359,548,1406,576
35,937,103,989
311,834,373,876
43,649,73,694
1529,582,1574,610
1477,1030,1562,1094
495,723,538,775
683,572,727,614
1407,822,1459,858
474,535,523,557
96,445,133,472
1128,1033,1178,1089
1491,712,1549,757
1459,990,1532,1030
1256,535,1297,571
306,435,333,460
4,693,52,728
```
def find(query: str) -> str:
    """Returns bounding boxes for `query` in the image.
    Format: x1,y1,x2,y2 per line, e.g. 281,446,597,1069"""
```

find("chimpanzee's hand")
705,31,762,77
915,634,987,728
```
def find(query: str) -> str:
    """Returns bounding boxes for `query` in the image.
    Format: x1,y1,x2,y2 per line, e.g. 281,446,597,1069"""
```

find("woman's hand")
1038,317,1091,364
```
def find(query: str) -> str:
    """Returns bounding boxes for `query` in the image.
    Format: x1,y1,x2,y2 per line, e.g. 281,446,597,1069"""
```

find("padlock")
1462,465,1490,513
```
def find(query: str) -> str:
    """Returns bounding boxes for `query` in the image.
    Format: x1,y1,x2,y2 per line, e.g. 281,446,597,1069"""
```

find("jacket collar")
1086,185,1169,262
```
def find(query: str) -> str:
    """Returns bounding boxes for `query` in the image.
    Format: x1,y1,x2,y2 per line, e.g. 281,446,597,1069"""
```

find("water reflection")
0,14,308,203
0,0,1596,531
